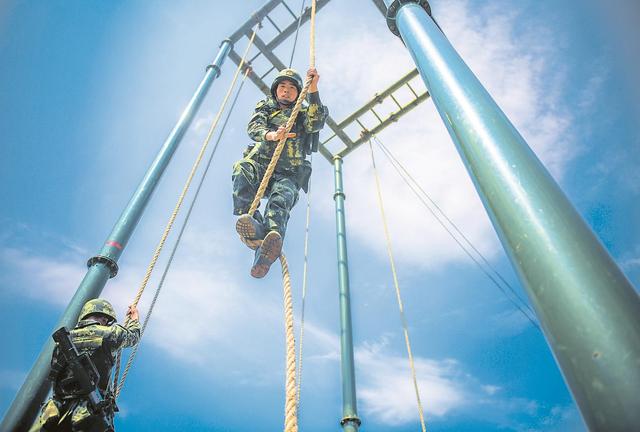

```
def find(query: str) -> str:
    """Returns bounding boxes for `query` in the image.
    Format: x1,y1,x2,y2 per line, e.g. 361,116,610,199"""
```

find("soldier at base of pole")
30,299,140,432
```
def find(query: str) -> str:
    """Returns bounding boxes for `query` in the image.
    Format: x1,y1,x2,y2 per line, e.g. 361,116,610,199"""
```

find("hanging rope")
368,141,427,432
296,152,312,405
112,28,258,398
280,254,298,432
114,67,252,397
372,134,541,330
289,0,307,68
239,2,317,430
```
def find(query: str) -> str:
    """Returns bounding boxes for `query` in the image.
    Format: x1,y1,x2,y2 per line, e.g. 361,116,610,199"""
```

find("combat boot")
251,231,283,278
236,213,265,250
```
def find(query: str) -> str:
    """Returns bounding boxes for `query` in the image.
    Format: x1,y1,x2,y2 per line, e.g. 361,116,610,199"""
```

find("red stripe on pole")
107,240,123,250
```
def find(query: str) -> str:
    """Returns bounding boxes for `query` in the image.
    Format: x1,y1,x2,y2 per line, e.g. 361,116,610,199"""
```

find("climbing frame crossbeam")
322,68,430,160
227,0,331,95
226,0,431,164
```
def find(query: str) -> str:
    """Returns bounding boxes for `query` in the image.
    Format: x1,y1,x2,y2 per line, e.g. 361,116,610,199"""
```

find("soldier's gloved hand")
266,125,296,142
127,305,139,321
307,68,319,92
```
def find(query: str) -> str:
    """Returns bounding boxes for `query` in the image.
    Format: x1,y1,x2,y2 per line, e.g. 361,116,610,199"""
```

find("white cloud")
357,348,467,423
0,247,87,305
347,335,583,430
621,257,640,270
0,230,330,386
482,384,501,396
309,0,577,269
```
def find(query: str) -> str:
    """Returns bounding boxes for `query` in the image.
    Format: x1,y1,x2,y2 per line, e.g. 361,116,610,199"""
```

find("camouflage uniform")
30,300,140,432
232,91,327,237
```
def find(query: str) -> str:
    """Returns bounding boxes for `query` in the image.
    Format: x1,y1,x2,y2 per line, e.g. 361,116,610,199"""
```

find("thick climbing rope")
111,28,258,398
240,1,317,430
368,141,427,432
280,254,298,432
113,68,253,397
372,135,541,330
286,0,312,410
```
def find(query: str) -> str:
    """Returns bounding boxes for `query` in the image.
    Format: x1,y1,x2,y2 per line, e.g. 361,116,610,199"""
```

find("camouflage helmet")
79,298,117,323
270,68,303,101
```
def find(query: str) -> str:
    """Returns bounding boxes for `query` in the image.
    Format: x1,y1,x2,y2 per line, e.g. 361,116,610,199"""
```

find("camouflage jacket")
246,92,328,169
50,318,141,397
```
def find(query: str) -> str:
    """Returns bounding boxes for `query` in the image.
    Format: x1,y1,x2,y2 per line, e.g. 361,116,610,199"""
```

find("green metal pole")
0,40,233,432
333,156,361,432
384,1,640,430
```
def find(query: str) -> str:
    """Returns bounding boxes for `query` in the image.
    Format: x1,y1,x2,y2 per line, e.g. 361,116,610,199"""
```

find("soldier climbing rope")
232,1,319,430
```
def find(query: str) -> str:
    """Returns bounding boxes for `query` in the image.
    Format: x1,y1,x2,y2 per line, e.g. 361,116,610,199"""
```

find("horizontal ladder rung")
389,94,402,109
261,66,276,79
266,15,282,33
370,108,383,123
281,0,298,19
406,82,419,98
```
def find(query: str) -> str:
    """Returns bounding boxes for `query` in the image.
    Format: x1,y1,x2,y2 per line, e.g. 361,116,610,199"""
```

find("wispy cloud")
357,344,467,423
621,256,640,271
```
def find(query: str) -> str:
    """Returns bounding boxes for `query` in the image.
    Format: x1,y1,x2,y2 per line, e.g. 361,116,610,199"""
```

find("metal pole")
383,1,640,430
0,40,233,432
333,156,361,432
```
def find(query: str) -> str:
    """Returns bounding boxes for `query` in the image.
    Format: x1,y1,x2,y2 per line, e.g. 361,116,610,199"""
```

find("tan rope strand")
112,29,258,398
309,0,316,68
280,253,298,432
368,141,427,431
244,3,316,429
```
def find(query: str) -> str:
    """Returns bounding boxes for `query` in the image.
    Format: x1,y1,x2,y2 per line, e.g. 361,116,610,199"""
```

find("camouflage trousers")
232,156,311,238
29,398,114,432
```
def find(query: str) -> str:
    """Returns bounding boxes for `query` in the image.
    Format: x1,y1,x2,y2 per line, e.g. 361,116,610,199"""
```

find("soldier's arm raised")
304,92,328,133
303,69,327,133
108,306,141,349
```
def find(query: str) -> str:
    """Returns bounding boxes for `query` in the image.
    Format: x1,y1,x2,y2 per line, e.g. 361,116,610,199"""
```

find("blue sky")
1,1,639,431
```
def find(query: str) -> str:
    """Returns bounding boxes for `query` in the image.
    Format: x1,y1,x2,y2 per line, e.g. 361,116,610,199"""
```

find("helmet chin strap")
277,97,296,108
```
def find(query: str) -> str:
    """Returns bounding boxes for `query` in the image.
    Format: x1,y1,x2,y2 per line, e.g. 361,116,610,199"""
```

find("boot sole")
236,215,262,250
250,232,283,278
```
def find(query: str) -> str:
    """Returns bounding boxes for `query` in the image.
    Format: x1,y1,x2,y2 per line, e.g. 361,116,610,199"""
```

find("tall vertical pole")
383,1,640,430
333,156,361,432
0,40,233,432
